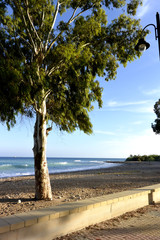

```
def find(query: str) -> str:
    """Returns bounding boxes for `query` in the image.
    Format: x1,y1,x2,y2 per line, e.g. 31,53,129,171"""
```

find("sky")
1,0,160,158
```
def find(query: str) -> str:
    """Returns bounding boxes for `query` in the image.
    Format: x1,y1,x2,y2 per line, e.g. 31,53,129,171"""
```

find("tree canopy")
0,0,147,199
0,0,144,133
126,154,160,162
152,99,160,134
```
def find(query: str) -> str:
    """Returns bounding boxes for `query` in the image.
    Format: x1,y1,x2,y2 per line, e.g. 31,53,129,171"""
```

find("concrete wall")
0,184,160,240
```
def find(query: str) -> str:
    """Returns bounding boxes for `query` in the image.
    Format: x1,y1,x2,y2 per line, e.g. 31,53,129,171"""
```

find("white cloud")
125,129,160,156
105,100,153,113
94,130,115,136
143,88,160,96
107,101,117,107
99,128,160,158
134,106,153,113
136,0,150,18
106,100,150,107
132,121,143,125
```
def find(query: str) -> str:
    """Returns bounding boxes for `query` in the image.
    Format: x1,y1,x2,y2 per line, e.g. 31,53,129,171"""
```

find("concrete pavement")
55,203,160,240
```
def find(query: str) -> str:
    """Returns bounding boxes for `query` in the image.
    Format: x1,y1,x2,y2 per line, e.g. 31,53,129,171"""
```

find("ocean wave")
23,164,29,167
89,161,104,164
0,157,124,178
0,164,12,168
0,163,33,171
59,162,68,165
0,171,34,178
49,162,120,174
48,162,68,166
20,172,34,176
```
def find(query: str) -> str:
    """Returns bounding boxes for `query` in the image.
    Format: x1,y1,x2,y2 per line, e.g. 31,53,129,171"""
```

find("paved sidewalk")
55,203,160,240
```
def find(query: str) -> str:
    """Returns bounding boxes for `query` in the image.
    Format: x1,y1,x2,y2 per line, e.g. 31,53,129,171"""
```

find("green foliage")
126,154,160,162
0,26,33,129
152,99,160,134
127,0,142,15
0,0,144,133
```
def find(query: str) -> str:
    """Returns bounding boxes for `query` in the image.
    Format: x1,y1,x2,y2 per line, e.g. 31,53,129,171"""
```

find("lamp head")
135,38,150,52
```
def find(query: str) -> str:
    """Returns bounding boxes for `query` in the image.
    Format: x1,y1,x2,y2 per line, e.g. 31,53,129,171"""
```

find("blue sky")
1,0,160,158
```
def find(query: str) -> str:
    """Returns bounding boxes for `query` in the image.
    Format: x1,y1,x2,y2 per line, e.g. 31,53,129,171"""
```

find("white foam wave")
59,162,68,165
0,171,34,178
24,164,29,167
74,160,82,162
49,162,121,174
89,161,104,164
0,164,12,168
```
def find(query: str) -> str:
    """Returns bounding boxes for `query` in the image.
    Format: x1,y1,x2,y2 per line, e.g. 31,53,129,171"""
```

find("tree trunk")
33,99,52,200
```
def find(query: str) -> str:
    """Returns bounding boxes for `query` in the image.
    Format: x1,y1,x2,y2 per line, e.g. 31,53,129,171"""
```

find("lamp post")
135,12,160,59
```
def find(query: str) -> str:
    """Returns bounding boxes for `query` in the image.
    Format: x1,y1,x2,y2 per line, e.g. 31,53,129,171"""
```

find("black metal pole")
156,12,160,59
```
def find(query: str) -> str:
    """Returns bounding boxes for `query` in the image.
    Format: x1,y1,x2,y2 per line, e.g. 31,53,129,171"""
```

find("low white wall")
0,184,160,240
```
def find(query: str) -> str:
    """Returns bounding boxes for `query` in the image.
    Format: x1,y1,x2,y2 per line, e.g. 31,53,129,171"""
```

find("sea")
0,157,125,178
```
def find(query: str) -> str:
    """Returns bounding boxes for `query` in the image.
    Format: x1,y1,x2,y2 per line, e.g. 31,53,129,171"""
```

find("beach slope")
0,161,160,217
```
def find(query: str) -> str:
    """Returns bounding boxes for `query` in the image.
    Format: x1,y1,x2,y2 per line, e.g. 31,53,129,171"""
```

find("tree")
152,99,160,134
0,0,144,200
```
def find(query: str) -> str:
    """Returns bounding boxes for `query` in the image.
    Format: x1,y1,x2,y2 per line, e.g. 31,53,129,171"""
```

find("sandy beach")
0,161,160,217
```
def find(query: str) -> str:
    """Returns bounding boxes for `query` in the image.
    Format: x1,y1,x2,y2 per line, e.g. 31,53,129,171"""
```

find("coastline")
0,161,160,217
0,157,125,178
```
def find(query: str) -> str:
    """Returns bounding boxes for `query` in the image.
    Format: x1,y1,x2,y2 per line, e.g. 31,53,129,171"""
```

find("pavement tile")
54,205,160,240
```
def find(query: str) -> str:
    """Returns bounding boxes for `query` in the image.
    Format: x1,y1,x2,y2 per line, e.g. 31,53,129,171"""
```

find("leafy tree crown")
0,0,145,132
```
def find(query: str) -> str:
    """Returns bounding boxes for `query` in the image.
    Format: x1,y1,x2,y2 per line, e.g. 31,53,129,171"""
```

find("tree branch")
45,0,61,51
13,0,37,53
40,9,45,28
47,59,64,76
68,8,89,24
46,31,64,55
47,42,90,77
25,0,42,47
81,43,90,48
34,100,41,114
68,7,78,23
44,90,52,100
46,5,92,55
